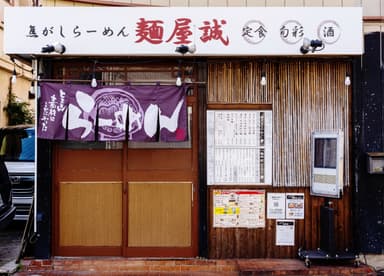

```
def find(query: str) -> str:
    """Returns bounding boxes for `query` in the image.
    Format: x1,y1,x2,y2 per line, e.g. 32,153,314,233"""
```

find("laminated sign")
213,189,265,228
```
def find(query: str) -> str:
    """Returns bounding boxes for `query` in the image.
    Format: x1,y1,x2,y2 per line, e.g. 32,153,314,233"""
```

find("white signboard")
4,7,363,56
207,110,272,185
213,189,265,228
276,220,295,246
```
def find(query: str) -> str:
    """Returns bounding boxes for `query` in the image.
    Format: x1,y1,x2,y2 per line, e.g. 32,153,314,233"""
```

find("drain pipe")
32,58,38,233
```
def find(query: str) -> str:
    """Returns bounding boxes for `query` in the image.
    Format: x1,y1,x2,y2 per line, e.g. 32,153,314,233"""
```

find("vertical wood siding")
207,59,353,258
274,61,351,187
208,59,351,188
208,61,273,104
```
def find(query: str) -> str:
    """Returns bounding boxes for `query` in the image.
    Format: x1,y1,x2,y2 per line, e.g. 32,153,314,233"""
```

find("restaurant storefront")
4,6,363,259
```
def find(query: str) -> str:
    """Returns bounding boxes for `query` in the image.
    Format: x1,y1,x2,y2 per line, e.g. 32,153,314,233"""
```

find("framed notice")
207,110,272,185
213,189,265,228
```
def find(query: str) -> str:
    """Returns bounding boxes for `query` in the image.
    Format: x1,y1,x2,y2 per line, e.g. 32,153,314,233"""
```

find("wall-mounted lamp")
260,72,267,86
91,60,98,88
175,44,196,55
11,69,17,84
345,74,351,86
29,81,36,99
176,59,183,86
91,77,98,88
300,38,324,54
176,74,182,86
41,42,66,54
10,58,17,84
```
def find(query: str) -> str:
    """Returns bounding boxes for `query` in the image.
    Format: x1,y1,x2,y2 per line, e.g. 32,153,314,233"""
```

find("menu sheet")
213,189,265,228
276,220,295,246
207,110,272,185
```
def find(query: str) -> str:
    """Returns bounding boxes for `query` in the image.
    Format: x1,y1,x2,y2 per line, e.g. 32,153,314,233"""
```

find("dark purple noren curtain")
38,83,188,142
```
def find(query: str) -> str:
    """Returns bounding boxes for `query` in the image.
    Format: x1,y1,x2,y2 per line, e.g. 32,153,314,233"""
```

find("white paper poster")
276,220,295,246
207,110,272,185
213,189,265,228
267,193,286,219
285,193,305,219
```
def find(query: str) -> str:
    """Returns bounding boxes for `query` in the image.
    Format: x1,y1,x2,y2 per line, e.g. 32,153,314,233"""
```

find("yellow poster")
213,189,265,228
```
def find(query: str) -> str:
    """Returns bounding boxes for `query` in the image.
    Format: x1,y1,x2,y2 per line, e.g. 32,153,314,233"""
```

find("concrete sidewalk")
9,257,377,275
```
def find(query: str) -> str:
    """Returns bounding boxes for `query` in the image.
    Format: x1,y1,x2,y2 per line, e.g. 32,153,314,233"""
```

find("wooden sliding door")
53,95,198,257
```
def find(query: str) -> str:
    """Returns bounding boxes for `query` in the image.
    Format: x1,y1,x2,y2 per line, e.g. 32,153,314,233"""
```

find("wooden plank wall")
208,187,353,258
274,61,351,187
208,59,351,188
207,59,353,258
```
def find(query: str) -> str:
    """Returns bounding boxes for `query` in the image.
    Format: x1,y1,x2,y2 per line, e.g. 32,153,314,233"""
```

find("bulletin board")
207,110,272,185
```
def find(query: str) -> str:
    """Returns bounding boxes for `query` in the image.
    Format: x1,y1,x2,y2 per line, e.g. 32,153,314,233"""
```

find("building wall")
39,0,378,10
0,0,380,125
37,0,377,12
0,0,34,127
11,0,381,258
38,0,383,33
355,32,384,254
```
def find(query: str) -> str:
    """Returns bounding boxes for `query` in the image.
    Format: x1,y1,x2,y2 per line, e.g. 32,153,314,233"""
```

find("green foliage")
3,93,34,125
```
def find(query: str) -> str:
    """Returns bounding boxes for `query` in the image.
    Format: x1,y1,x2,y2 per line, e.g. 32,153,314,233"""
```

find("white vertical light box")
310,130,344,198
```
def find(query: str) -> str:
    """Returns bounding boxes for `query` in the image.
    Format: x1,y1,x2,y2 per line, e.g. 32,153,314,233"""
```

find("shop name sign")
4,7,362,56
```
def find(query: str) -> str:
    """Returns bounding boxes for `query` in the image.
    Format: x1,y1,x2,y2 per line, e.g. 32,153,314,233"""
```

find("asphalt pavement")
0,221,24,274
